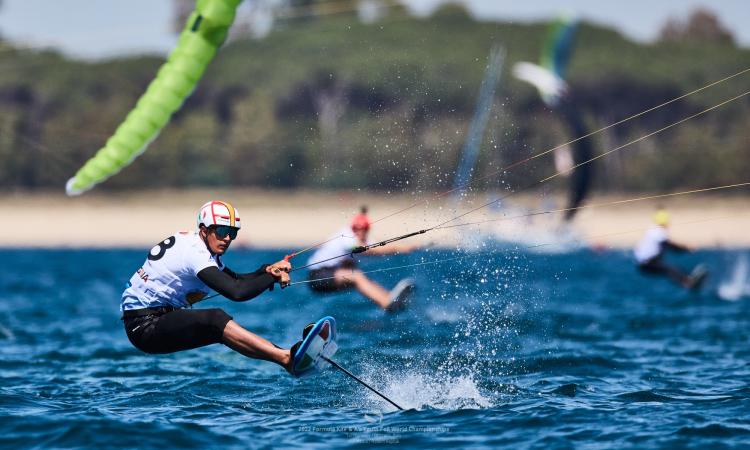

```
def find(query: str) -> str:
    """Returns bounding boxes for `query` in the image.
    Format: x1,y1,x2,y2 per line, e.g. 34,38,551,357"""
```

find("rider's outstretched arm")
663,240,690,252
198,265,276,302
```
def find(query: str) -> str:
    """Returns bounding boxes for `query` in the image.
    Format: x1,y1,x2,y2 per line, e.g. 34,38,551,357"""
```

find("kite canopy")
512,15,579,107
65,0,242,196
513,15,593,221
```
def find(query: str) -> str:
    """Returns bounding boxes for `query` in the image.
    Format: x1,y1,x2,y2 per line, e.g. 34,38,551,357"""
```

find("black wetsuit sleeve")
222,266,240,279
197,265,276,302
663,240,689,252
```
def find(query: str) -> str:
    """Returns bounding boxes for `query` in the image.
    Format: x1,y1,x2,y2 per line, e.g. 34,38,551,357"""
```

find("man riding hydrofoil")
121,200,314,375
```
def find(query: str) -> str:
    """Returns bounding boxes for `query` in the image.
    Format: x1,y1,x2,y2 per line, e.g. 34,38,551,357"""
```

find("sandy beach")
3,188,749,250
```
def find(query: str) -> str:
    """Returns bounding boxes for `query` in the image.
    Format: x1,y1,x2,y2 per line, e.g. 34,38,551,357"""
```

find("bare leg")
664,265,692,288
335,268,391,309
222,320,293,373
641,259,691,288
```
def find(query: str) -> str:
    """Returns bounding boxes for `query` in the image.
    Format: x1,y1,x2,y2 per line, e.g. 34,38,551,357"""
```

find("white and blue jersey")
306,227,367,270
634,226,669,264
121,231,223,311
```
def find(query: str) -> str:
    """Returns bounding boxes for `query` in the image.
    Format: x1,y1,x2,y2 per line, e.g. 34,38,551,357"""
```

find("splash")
363,372,493,411
424,306,462,323
718,254,750,301
473,201,587,254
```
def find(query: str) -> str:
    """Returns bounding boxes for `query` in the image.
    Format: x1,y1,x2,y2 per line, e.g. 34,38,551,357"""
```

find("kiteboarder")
634,209,706,289
306,207,417,311
121,200,307,374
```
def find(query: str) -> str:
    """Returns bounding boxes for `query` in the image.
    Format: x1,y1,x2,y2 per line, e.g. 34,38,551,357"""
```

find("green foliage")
0,10,748,194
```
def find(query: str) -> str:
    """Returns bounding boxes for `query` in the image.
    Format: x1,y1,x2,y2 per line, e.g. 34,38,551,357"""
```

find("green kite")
66,0,242,195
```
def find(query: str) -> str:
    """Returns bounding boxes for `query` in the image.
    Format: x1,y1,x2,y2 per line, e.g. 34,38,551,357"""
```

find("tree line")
0,6,748,194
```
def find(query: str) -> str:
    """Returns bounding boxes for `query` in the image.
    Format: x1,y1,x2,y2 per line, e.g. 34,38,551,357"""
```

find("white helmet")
197,201,242,230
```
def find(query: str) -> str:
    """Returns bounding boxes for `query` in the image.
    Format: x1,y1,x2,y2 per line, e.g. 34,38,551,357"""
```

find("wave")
615,390,677,403
545,383,579,397
514,354,624,375
0,323,15,340
676,423,750,437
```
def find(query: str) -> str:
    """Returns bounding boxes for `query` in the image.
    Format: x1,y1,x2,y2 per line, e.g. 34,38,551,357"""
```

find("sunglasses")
210,225,239,240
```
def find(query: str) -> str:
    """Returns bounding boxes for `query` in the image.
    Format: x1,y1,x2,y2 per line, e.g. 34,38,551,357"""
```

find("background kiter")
634,208,708,289
306,206,418,312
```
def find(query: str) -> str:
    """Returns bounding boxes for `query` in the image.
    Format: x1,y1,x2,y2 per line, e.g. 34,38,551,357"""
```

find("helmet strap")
198,225,214,255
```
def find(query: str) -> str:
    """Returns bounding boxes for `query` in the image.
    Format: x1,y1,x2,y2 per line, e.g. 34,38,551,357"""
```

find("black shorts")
123,307,233,354
308,258,360,293
308,267,342,293
638,258,667,274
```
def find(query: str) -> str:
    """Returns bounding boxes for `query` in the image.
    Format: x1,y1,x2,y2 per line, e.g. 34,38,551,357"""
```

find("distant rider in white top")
121,200,306,375
634,209,698,289
306,207,417,311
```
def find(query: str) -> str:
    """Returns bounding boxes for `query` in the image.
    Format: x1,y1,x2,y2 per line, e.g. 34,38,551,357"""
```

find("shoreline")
5,189,750,250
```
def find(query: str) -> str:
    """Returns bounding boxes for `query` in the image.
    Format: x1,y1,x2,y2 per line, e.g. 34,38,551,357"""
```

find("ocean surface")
1,246,749,449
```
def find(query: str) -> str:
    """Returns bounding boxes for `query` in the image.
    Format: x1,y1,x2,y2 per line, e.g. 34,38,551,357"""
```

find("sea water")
1,247,749,449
